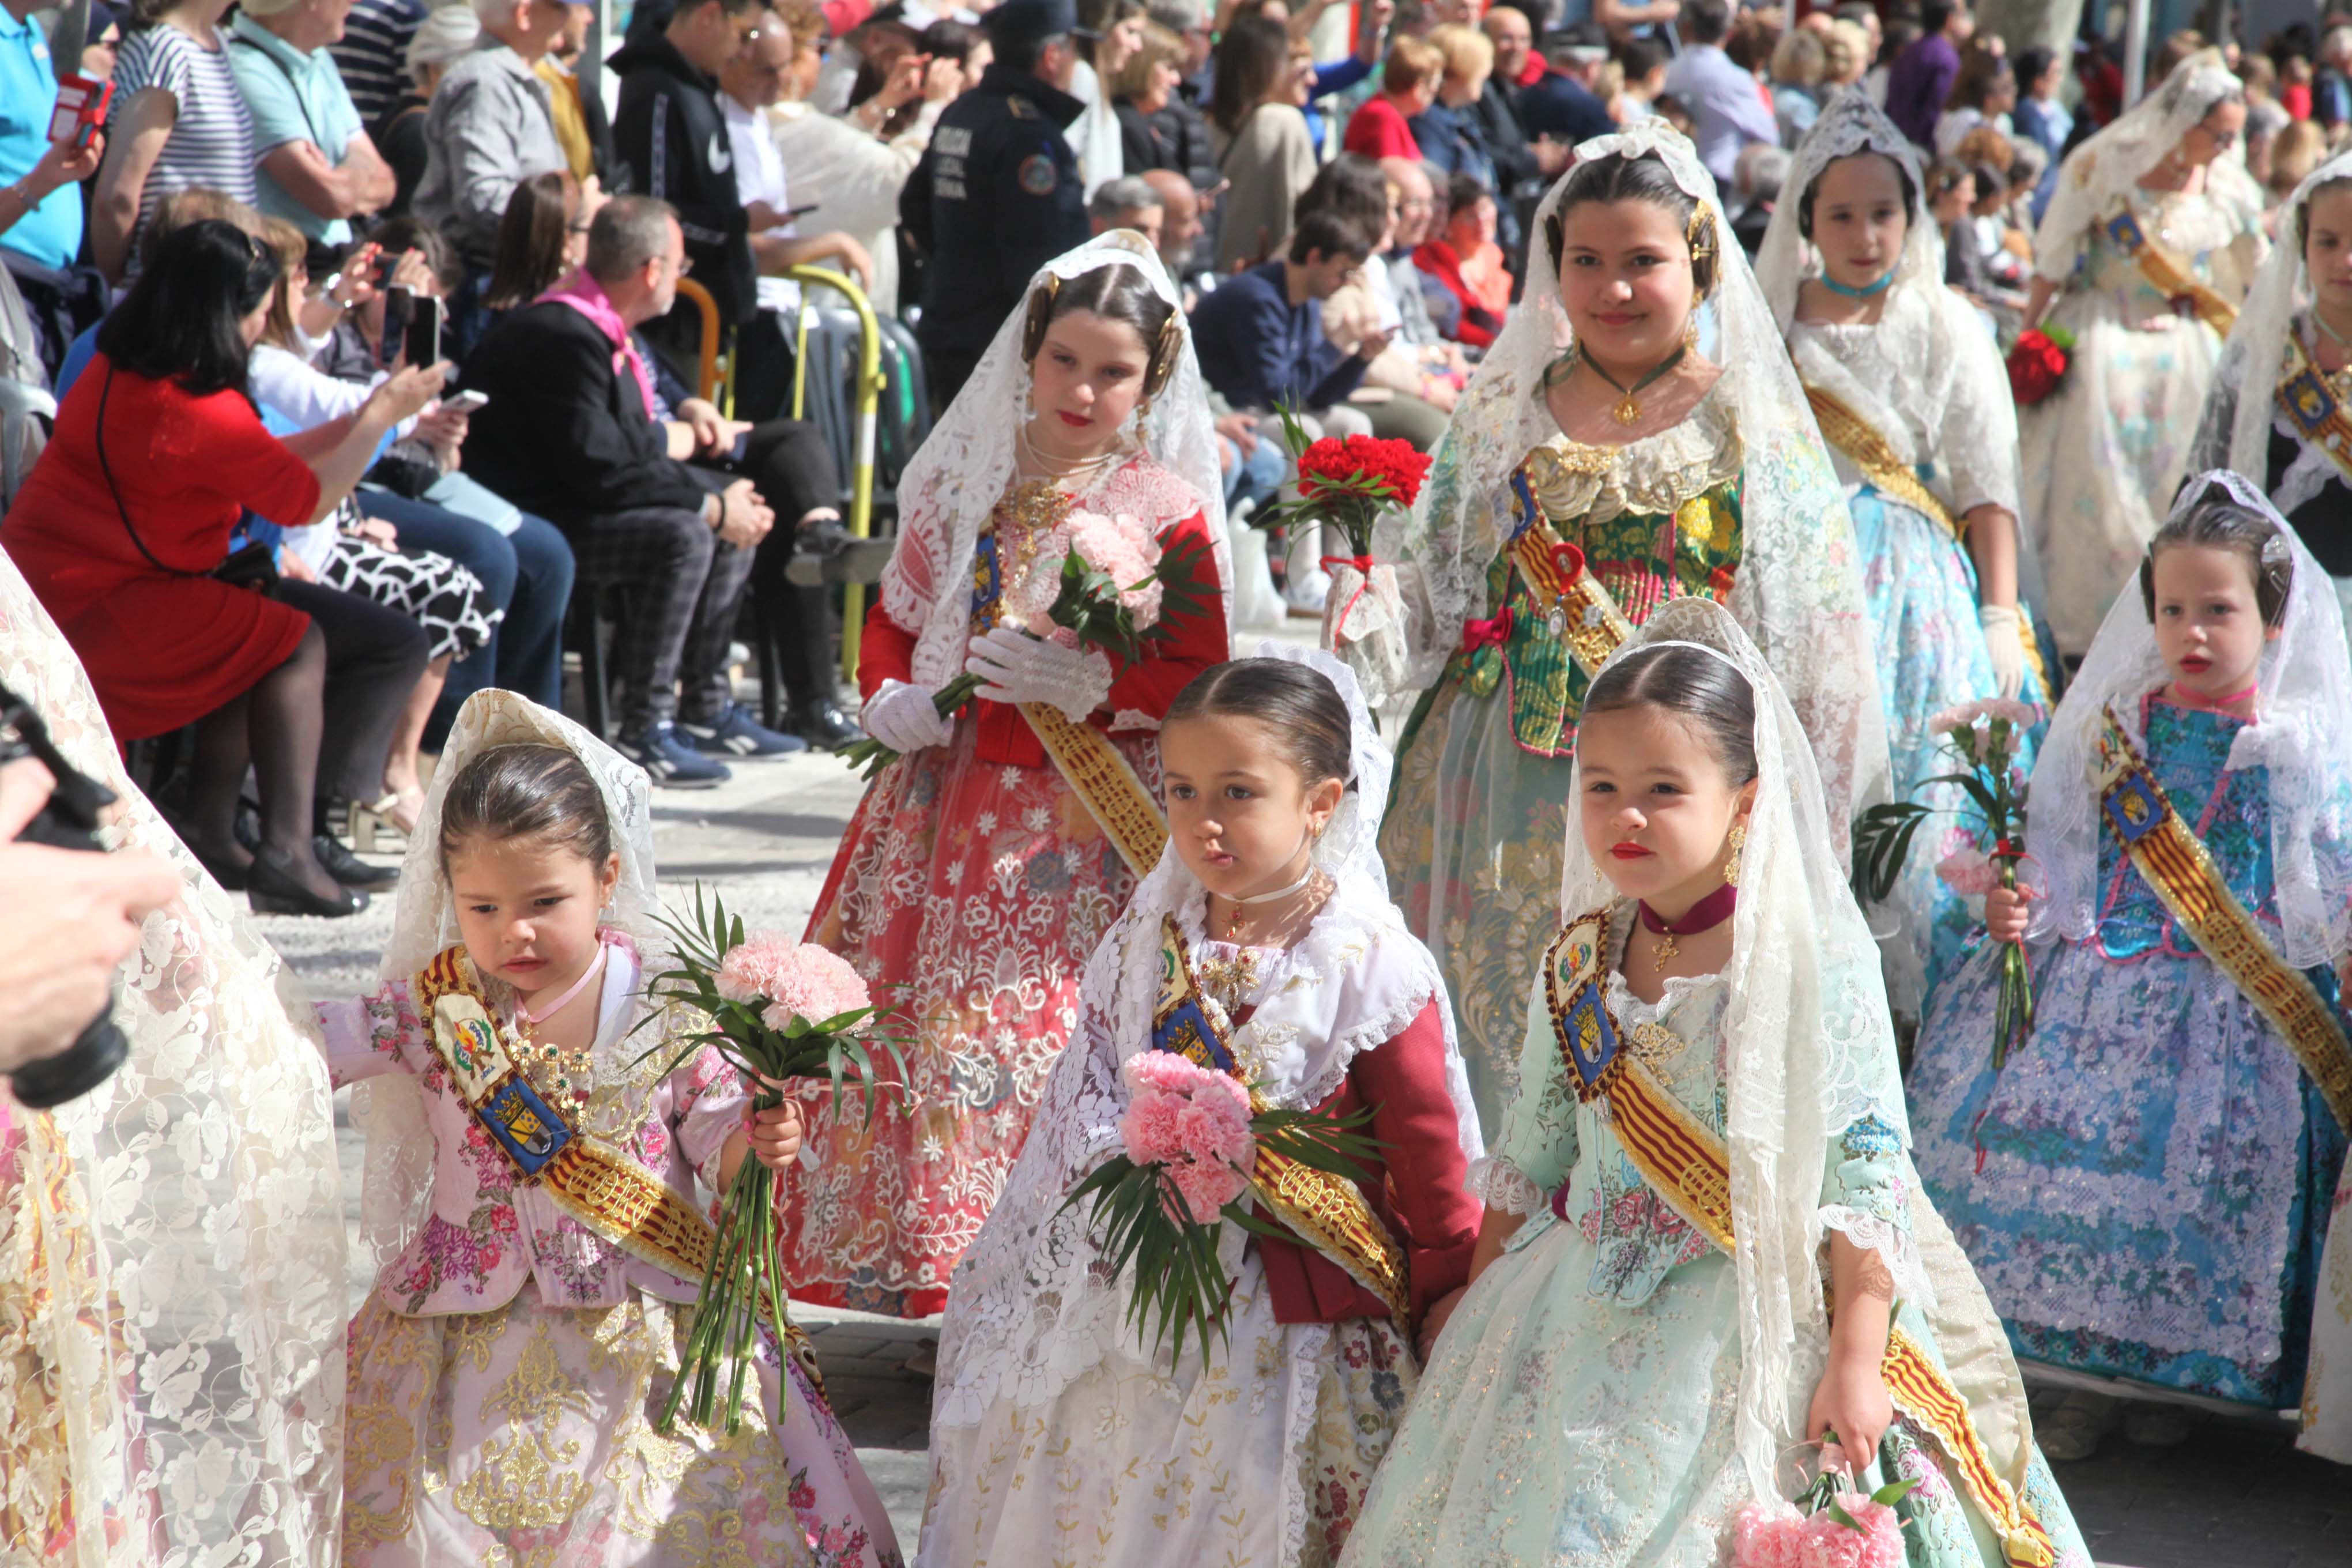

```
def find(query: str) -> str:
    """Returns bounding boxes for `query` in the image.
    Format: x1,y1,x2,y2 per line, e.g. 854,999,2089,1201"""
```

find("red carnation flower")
2006,327,2070,407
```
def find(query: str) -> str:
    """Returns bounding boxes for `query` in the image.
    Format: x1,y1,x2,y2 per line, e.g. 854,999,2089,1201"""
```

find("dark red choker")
1637,882,1738,970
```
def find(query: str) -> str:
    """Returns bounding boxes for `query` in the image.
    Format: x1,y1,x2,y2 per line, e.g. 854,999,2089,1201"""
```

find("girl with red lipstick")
1909,475,2352,1467
312,690,902,1566
1347,599,2090,1567
781,231,1231,1318
1369,122,1889,1134
1757,91,2049,1015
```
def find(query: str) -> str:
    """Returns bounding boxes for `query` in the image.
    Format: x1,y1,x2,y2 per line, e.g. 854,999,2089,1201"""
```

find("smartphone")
378,287,413,368
402,293,444,371
47,74,111,149
442,389,490,414
727,430,751,463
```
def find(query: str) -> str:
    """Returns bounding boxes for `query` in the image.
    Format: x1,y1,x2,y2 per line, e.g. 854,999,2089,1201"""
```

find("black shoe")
249,855,370,918
233,798,262,855
313,832,401,891
790,698,864,751
189,844,251,892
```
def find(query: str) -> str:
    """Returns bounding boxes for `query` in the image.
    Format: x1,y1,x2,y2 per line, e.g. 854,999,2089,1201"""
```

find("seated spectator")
414,0,582,277
378,5,478,217
1377,154,1467,356
1406,24,1498,193
1769,27,1825,146
1729,138,1786,257
1296,154,1448,450
2010,43,2067,219
1413,169,1506,346
227,0,397,245
1209,13,1317,270
1928,154,1994,304
1345,36,1443,161
1113,20,1205,176
1138,167,1205,287
92,0,259,280
537,0,615,184
1822,18,1869,91
459,195,798,782
1192,209,1385,428
1088,174,1164,247
1934,42,2012,157
2268,116,2325,205
330,0,427,125
2282,54,2315,123
1518,24,1615,146
1661,0,1774,184
2,218,436,913
0,0,107,374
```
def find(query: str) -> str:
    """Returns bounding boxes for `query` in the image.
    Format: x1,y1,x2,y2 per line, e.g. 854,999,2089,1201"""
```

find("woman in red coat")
777,233,1231,1317
3,220,442,914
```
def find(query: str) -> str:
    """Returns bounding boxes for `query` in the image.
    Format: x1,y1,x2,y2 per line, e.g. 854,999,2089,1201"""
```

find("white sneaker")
1284,565,1332,613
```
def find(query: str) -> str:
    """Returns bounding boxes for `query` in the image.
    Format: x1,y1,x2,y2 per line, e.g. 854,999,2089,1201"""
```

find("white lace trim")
1818,1204,1938,1316
1467,1154,1549,1215
1110,707,1160,732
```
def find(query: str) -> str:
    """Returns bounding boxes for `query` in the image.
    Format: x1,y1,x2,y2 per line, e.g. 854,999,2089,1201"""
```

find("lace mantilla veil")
930,642,1481,1424
351,689,665,1277
876,229,1233,692
2026,471,2352,968
2195,148,2352,515
0,553,348,1565
1382,122,1891,844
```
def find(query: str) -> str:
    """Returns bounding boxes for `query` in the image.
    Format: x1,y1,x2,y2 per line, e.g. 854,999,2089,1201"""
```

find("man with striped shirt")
329,0,427,124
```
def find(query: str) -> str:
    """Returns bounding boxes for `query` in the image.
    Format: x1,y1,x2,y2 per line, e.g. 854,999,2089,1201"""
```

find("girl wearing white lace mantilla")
1757,89,2051,1013
1369,123,1890,1129
2191,148,2352,636
1341,599,2091,1568
921,647,1484,1568
2019,46,2265,655
781,232,1230,1317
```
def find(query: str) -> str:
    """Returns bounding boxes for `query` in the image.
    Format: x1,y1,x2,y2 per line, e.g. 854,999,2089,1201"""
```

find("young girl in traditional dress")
1909,475,2352,1465
1343,598,2090,1568
780,231,1229,1317
2193,148,2352,638
1366,123,1888,1130
318,689,902,1566
1757,90,2050,1009
922,647,1484,1568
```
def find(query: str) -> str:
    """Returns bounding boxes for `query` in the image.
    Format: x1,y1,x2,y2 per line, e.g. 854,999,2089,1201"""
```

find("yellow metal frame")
786,265,887,682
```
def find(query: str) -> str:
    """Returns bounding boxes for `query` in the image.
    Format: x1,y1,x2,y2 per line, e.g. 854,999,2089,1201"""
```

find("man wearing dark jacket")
1189,211,1387,417
463,197,799,786
900,0,1092,406
611,0,762,359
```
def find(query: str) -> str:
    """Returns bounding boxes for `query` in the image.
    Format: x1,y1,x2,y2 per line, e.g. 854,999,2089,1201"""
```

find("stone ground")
258,709,2352,1568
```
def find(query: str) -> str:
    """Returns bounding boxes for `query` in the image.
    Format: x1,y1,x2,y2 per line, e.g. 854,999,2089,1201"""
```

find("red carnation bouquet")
1252,408,1433,666
2004,324,2074,407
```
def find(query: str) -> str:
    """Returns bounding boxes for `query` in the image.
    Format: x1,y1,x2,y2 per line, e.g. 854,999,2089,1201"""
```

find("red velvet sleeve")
854,597,918,702
1352,997,1482,1322
1100,508,1228,725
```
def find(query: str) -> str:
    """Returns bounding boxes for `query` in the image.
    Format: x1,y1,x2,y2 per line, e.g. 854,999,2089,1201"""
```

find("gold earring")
1722,823,1746,887
1683,312,1699,350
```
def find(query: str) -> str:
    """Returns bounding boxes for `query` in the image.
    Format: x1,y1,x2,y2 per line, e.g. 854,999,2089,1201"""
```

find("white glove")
1979,602,2027,700
966,625,1114,724
861,679,954,753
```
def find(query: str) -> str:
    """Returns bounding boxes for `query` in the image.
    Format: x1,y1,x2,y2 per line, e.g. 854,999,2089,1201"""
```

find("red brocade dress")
781,454,1226,1316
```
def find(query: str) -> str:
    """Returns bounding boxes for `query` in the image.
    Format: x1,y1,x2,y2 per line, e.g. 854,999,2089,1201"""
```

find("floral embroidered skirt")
340,1280,902,1567
781,718,1152,1316
919,1257,1413,1568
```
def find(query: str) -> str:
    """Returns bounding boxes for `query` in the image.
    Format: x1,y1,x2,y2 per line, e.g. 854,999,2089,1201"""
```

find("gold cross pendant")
1653,930,1678,971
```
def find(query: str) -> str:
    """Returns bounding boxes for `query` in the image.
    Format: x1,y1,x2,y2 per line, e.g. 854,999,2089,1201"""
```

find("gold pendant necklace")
1582,344,1689,427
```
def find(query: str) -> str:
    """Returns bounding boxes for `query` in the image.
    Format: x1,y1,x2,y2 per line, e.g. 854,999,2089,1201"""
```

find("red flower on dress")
2004,326,2072,406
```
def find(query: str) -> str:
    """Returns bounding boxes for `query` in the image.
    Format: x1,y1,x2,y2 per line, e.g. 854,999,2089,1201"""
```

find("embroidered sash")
2096,712,2352,1133
1541,910,2059,1568
1504,458,1637,680
2275,336,2352,491
413,947,827,1390
1802,383,1964,543
974,488,1168,878
2104,207,2237,337
1150,917,1413,1334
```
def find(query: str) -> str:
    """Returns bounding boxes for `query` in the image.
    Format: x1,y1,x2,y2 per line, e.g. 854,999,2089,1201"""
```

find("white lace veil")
878,229,1231,692
349,689,663,1277
1556,597,1908,1499
932,643,1480,1428
2033,47,2260,266
2197,148,2352,507
1386,121,1891,842
2027,470,2352,968
0,554,347,1565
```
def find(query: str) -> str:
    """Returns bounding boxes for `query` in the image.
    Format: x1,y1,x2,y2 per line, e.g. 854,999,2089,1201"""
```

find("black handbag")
96,365,280,592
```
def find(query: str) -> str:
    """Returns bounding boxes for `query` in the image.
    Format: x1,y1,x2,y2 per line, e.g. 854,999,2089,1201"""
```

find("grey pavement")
262,696,2352,1568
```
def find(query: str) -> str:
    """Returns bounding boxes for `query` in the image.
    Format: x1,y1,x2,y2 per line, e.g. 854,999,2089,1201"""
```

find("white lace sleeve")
1465,1154,1550,1215
1818,1114,1935,1313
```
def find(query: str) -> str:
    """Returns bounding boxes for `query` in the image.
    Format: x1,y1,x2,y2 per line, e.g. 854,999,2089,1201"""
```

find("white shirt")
723,92,802,313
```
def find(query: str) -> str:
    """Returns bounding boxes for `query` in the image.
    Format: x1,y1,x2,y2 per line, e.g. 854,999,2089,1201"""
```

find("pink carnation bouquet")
1729,1436,1914,1568
636,885,904,1434
840,503,1216,779
1061,1047,1382,1366
1852,695,2042,1068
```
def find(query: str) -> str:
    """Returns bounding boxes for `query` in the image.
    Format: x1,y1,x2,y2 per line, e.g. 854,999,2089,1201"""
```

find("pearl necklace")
1016,419,1128,491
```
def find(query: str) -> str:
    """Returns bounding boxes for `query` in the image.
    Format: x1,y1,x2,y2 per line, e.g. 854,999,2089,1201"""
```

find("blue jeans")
353,490,576,740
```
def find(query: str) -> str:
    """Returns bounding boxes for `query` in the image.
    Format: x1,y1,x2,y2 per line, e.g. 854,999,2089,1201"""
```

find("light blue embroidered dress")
1910,695,2352,1408
1340,912,2092,1568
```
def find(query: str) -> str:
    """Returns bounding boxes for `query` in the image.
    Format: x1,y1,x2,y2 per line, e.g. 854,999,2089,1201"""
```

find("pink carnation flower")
1935,846,2000,896
1729,1500,1809,1568
715,934,871,1031
1797,1497,1906,1568
1066,508,1164,629
1117,1051,1257,1222
1929,697,2042,736
1119,1092,1186,1167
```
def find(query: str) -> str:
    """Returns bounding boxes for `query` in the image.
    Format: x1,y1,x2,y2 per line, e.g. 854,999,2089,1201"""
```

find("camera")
0,679,130,1109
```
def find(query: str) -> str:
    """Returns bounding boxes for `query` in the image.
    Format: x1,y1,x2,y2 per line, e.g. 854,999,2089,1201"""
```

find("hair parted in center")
1163,661,1356,792
2139,484,2294,627
438,744,617,875
1541,150,1720,297
1581,644,1761,784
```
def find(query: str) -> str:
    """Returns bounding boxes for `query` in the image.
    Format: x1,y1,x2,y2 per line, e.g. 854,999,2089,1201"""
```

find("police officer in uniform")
900,0,1095,408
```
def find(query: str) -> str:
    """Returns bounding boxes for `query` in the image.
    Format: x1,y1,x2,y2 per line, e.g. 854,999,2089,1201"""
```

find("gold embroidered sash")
1803,383,1964,542
2096,713,2352,1133
413,947,827,1390
2275,336,2352,492
977,484,1169,878
1540,910,2057,1567
1505,457,1637,680
2104,206,2237,337
1151,916,1414,1334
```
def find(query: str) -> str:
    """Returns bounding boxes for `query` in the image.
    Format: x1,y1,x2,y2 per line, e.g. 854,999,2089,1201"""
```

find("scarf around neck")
537,269,662,427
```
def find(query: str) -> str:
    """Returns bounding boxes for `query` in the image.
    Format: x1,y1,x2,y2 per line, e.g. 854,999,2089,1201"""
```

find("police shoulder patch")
1008,95,1038,119
1017,152,1058,195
